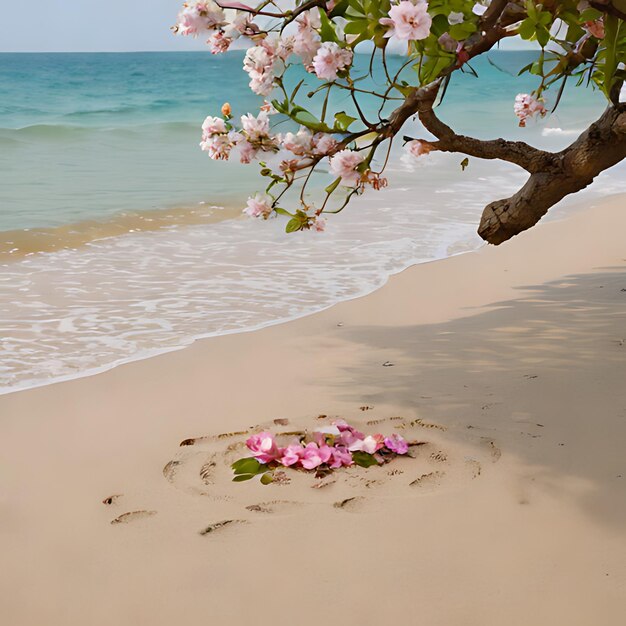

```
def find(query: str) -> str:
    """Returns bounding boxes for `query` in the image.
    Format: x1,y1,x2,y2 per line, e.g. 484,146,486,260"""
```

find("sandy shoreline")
1,194,625,624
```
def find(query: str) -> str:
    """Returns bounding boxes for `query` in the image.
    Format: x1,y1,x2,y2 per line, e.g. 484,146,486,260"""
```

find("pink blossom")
329,149,365,186
175,1,225,36
241,111,270,140
312,42,353,80
405,139,432,158
312,132,338,155
329,446,353,468
384,434,409,455
311,217,327,232
280,443,305,467
301,442,333,469
293,11,322,66
207,31,232,54
199,130,241,160
238,139,257,164
348,434,385,454
201,115,227,136
243,193,274,219
380,1,432,42
584,19,605,39
245,431,282,463
243,41,280,96
280,127,314,156
514,93,547,127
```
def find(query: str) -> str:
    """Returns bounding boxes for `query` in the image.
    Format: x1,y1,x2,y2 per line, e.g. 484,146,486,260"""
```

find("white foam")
1,154,624,394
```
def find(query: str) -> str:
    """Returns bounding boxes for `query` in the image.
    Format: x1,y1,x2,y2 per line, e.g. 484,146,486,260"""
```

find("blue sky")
0,0,534,52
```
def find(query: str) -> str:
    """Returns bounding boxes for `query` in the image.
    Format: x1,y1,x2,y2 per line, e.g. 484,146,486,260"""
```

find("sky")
0,0,534,52
0,0,208,52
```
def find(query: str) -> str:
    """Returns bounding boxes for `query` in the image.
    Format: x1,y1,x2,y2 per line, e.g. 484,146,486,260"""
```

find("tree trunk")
478,104,626,244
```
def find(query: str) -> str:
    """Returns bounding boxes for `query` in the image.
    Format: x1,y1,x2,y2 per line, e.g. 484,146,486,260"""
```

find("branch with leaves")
173,0,625,243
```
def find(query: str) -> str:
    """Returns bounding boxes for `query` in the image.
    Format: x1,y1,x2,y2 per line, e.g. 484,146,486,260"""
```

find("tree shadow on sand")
335,267,626,528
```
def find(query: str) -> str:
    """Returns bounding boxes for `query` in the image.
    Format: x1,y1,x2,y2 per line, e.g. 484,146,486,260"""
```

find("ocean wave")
0,120,199,141
542,127,584,137
61,99,180,118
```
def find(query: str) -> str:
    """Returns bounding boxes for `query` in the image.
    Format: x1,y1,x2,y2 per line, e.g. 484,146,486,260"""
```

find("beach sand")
1,194,625,625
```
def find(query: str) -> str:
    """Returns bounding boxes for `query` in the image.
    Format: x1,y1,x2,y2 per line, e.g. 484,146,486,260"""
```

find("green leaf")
325,177,342,195
232,474,255,482
260,472,274,485
518,18,536,41
460,157,469,171
318,8,339,43
232,457,262,475
286,218,303,233
536,25,550,48
334,111,357,131
344,19,369,36
274,207,293,217
352,451,380,468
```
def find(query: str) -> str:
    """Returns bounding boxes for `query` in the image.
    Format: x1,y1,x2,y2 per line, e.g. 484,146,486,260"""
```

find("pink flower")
293,11,322,66
311,217,327,232
329,149,365,186
312,42,353,80
243,41,280,96
301,442,333,469
280,127,314,156
349,434,384,454
237,139,257,164
245,431,282,463
175,1,225,36
312,132,338,155
280,443,305,467
199,130,241,160
384,434,409,455
380,1,432,42
207,31,232,54
329,446,353,468
201,115,227,136
514,93,547,127
243,193,274,219
241,111,270,140
405,139,432,158
584,19,605,39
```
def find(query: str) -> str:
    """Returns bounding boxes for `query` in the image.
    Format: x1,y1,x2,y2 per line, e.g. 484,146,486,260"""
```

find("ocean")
1,50,624,393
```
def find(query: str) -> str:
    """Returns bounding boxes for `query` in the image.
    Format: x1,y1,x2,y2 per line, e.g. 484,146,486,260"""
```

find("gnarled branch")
478,104,626,243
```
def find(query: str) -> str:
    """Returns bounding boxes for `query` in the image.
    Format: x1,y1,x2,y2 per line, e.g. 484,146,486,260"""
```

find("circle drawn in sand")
154,415,495,528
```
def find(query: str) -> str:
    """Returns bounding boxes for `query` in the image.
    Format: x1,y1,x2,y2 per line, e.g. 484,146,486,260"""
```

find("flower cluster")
513,93,548,127
173,1,225,36
233,420,410,482
380,0,432,42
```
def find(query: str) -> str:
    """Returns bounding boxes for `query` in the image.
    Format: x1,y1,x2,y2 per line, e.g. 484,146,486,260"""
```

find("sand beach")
1,193,624,625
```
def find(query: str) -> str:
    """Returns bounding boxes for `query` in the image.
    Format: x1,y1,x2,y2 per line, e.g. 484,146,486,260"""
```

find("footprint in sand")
410,471,445,491
480,437,502,463
112,412,496,533
245,500,303,515
333,496,366,512
110,510,157,525
198,519,246,536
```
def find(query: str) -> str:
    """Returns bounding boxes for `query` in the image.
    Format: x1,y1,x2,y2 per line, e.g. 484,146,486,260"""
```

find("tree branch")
478,104,626,243
415,107,555,173
589,0,626,20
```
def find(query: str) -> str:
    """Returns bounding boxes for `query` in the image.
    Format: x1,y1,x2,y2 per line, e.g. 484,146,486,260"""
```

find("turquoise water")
0,51,624,392
0,50,614,230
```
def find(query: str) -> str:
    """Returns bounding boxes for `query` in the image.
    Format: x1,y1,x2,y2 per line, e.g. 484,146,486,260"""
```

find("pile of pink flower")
234,420,410,481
